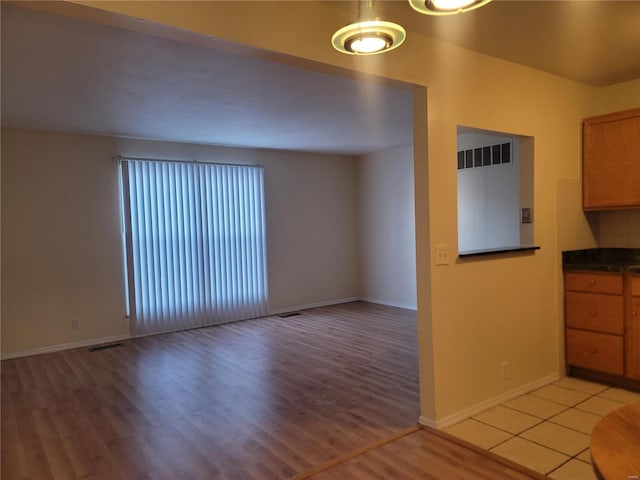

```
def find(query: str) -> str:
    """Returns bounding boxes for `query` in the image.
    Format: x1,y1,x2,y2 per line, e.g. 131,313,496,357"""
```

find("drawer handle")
589,279,596,285
589,309,597,316
589,348,597,354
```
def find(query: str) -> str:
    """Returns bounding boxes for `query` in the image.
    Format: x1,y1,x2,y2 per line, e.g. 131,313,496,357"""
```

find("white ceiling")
2,1,639,155
1,4,414,156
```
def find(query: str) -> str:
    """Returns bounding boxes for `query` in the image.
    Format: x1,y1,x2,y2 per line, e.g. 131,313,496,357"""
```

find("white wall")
457,133,520,252
357,145,416,310
262,148,359,312
1,127,359,355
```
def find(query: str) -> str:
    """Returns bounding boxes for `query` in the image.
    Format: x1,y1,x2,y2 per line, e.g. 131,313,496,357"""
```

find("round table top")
590,402,640,480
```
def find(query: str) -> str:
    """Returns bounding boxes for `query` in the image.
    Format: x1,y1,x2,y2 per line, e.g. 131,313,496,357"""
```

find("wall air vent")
88,343,123,352
457,142,511,170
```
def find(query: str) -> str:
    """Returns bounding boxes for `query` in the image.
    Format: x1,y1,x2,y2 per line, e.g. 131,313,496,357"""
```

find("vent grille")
88,343,122,352
458,142,511,170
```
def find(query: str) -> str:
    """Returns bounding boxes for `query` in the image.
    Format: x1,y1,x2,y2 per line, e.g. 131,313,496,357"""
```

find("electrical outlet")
501,361,509,380
71,318,80,330
435,244,450,266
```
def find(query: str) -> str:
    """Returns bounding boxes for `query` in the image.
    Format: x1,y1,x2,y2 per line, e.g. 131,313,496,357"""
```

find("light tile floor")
444,377,640,479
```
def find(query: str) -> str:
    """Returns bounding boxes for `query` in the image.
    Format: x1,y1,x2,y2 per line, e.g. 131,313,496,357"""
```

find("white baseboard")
419,372,560,429
1,333,132,360
2,298,362,359
269,297,360,316
359,297,417,311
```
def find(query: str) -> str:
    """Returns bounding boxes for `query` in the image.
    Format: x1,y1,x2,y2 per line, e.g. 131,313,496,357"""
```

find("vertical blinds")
121,159,268,336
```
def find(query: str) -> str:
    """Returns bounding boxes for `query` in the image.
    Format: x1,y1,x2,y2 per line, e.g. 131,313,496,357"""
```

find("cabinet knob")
589,279,596,285
589,348,597,354
590,309,597,316
633,310,637,317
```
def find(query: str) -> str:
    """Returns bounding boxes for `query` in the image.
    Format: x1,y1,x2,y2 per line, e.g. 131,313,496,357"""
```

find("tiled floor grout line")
445,379,640,478
510,434,589,471
466,382,631,478
509,387,602,475
545,455,582,477
546,417,593,435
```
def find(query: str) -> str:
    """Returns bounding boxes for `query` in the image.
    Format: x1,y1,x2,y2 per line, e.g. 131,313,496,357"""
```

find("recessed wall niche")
457,126,534,254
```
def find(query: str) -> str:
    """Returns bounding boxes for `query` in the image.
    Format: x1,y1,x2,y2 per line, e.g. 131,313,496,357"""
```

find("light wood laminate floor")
2,302,420,479
302,427,545,480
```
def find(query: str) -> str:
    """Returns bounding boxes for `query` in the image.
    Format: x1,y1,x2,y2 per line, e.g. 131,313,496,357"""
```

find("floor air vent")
279,312,301,318
88,343,123,352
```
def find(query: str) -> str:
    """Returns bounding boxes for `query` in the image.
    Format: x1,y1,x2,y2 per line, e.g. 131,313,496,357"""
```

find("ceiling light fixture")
408,0,492,16
332,1,406,55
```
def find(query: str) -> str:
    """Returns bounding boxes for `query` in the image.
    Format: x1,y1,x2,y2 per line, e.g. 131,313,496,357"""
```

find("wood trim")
288,426,421,480
424,426,547,479
583,107,640,125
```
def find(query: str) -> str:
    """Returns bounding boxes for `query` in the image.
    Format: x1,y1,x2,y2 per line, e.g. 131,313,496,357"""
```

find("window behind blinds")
121,159,268,336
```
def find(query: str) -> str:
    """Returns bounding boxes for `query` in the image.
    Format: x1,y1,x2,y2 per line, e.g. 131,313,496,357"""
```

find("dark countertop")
562,248,640,273
459,245,540,258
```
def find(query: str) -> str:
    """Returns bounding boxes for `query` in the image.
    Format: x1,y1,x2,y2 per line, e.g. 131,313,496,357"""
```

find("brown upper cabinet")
583,108,640,210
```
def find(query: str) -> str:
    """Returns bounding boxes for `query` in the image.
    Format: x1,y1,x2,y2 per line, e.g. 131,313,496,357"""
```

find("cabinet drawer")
566,329,623,375
565,291,624,334
564,272,623,294
632,276,640,297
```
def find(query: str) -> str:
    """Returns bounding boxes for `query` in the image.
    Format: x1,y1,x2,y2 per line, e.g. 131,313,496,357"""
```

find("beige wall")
592,78,640,116
597,212,640,248
2,129,127,353
10,1,640,423
261,147,359,312
357,145,416,310
1,127,359,354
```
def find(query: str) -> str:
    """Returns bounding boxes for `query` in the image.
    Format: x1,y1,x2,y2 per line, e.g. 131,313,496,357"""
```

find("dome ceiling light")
408,0,493,16
331,1,406,55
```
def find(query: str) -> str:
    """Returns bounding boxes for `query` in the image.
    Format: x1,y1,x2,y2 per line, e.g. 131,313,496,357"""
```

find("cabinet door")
628,296,640,380
632,276,640,296
566,328,623,375
583,109,640,210
565,291,624,335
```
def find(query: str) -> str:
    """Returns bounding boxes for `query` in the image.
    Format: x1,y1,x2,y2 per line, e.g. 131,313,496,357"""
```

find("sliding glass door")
121,158,268,335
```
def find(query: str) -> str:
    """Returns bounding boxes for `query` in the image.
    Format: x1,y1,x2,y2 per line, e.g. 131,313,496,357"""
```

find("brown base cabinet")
565,271,640,383
629,276,640,380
